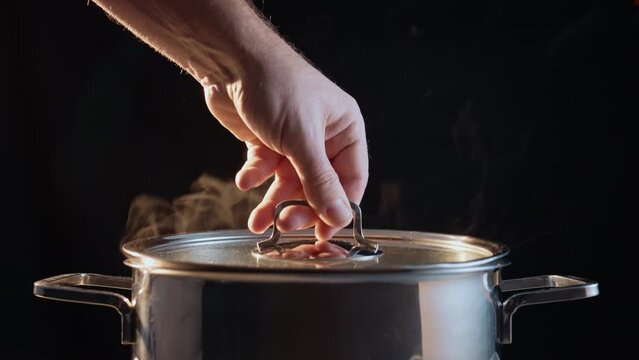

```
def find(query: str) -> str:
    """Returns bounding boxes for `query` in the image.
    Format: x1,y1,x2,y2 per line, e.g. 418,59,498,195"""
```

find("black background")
2,0,635,359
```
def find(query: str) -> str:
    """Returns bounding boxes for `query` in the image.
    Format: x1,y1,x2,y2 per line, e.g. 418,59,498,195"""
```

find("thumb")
287,145,353,229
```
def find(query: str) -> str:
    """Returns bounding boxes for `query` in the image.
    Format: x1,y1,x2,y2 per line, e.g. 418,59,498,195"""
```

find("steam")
451,100,488,235
123,174,266,243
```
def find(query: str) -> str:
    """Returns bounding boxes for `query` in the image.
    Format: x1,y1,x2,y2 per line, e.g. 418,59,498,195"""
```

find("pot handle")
33,273,135,344
498,275,599,344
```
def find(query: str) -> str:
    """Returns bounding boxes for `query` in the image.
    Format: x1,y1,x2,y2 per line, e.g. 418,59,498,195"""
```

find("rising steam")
123,174,267,243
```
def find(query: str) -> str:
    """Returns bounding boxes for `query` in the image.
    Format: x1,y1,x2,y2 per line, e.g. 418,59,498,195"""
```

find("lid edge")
121,229,511,275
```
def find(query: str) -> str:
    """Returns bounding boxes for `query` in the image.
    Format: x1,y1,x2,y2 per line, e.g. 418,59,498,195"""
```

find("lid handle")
256,200,381,257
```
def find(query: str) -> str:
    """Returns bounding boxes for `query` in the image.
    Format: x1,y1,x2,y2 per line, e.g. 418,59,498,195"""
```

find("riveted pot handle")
498,275,599,344
33,273,135,344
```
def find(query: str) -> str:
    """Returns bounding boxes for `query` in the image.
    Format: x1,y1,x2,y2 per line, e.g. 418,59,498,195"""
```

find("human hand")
91,0,368,241
202,49,368,241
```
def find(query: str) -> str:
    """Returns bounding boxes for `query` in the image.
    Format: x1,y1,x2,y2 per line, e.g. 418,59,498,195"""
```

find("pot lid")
123,229,509,270
122,200,509,275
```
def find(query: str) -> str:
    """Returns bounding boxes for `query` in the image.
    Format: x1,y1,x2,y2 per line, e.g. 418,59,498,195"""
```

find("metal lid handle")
256,199,381,256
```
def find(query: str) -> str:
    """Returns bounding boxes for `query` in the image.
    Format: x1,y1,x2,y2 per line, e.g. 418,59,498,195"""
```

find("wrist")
196,5,303,89
192,2,283,87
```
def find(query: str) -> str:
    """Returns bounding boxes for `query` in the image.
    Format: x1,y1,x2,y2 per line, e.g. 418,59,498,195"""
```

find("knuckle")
344,168,369,190
351,172,369,189
342,96,365,127
350,118,366,137
345,95,360,112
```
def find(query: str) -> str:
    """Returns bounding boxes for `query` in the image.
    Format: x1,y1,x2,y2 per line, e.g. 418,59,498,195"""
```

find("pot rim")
121,229,511,278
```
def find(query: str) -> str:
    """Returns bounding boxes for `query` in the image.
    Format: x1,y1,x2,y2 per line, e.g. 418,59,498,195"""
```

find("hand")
91,0,368,241
203,49,368,241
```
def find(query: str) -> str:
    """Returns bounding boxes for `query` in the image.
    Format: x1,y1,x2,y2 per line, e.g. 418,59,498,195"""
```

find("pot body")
131,269,501,360
33,229,598,360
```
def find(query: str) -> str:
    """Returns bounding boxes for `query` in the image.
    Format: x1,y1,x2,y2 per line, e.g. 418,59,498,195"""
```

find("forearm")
92,0,291,85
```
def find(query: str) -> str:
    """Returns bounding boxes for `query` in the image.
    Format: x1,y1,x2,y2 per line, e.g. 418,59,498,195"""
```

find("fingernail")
324,200,352,227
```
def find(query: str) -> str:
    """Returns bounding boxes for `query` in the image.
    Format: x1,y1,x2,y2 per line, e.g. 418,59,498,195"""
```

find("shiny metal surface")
33,273,136,344
33,230,599,359
255,200,381,257
121,229,510,275
130,270,499,360
498,275,599,344
33,270,599,359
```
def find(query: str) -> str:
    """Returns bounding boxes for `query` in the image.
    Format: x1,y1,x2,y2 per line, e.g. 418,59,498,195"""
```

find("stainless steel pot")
34,201,598,360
